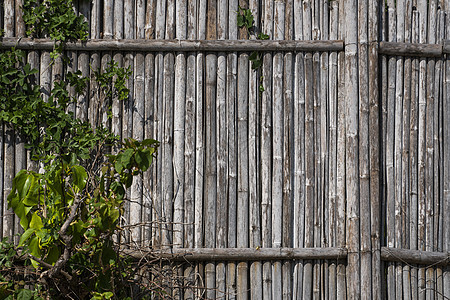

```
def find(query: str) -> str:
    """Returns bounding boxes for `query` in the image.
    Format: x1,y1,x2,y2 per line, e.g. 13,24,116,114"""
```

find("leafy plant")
0,1,163,299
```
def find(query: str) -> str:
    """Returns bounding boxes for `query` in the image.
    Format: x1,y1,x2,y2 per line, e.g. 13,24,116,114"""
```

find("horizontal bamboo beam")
2,38,450,56
122,246,449,266
121,247,348,261
381,247,450,266
0,37,344,52
379,41,445,57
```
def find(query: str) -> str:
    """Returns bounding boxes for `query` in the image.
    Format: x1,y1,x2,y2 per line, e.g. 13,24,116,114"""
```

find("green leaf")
30,213,43,230
18,228,35,247
71,165,87,192
46,246,60,265
16,289,33,300
28,236,41,259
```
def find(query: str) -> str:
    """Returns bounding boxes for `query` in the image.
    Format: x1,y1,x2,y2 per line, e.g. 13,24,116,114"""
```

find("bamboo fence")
1,0,449,299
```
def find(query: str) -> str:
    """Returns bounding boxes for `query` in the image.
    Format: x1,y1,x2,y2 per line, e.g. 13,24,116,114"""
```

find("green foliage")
22,0,89,59
236,6,270,93
22,0,88,41
0,1,161,299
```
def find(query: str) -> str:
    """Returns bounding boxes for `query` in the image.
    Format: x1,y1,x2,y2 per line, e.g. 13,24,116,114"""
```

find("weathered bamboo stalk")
130,53,145,245
358,0,371,297
0,37,345,52
122,247,349,261
4,0,14,37
204,46,218,300
2,125,14,239
345,0,361,296
380,248,450,266
368,0,380,297
292,0,305,297
247,2,262,299
261,0,274,298
336,0,346,297
385,3,396,297
142,52,155,246
15,0,24,37
173,0,187,253
327,2,338,299
425,3,437,297
401,5,413,300
393,1,405,298
226,1,238,298
271,2,285,298
26,50,39,172
417,1,428,297
409,11,419,300
443,10,450,297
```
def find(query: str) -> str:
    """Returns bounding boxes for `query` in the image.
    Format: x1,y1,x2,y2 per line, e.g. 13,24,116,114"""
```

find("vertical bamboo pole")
261,1,273,299
173,0,187,251
231,0,248,298
401,1,413,299
204,2,218,297
293,0,305,298
194,1,206,297
2,126,14,240
385,2,397,297
204,50,217,298
227,0,239,298
345,0,360,297
13,0,26,242
103,0,113,39
173,1,187,297
89,0,100,132
112,0,123,150
358,0,372,297
426,2,438,298
4,0,18,240
303,51,314,300
130,0,147,247
0,123,3,238
237,49,249,299
271,2,284,299
282,0,294,297
434,11,445,300
443,8,450,298
143,51,155,245
183,1,197,298
26,51,39,172
320,1,330,298
327,2,338,299
417,1,428,298
394,0,406,298
15,0,24,37
368,0,380,298
248,1,262,299
336,0,346,297
4,0,14,36
129,52,145,244
215,1,228,298
409,11,419,300
161,0,174,251
380,5,388,299
152,0,166,251
1,0,14,243
312,48,321,300
302,0,313,297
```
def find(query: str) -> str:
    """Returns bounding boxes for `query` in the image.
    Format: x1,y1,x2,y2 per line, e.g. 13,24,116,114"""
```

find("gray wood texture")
0,1,449,298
